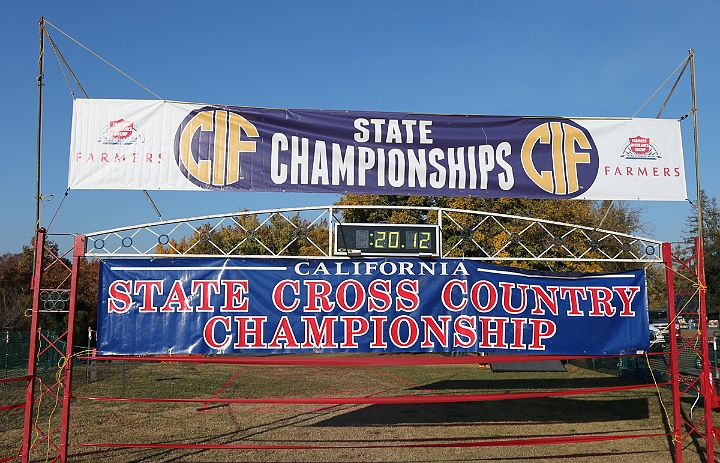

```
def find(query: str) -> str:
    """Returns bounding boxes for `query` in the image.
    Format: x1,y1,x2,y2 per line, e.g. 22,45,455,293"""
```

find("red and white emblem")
109,119,135,140
628,136,651,155
98,118,144,144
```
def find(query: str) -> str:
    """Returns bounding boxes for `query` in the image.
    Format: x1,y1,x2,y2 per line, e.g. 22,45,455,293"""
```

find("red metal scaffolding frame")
664,238,720,462
17,230,84,463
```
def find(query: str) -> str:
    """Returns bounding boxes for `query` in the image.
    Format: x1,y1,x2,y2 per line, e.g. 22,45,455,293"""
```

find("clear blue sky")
1,1,718,255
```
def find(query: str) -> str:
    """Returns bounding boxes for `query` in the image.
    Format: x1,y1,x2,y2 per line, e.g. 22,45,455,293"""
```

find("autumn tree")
338,194,647,271
0,252,32,330
337,194,667,309
156,211,329,257
0,238,99,345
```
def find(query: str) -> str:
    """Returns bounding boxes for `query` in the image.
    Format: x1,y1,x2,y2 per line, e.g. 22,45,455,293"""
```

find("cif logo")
521,121,598,196
175,107,259,188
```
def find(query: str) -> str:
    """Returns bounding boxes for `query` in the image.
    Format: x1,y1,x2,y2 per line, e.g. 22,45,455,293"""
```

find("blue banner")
97,258,649,356
175,110,596,198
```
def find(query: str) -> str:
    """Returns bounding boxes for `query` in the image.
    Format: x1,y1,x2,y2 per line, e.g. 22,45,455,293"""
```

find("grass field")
1,356,716,463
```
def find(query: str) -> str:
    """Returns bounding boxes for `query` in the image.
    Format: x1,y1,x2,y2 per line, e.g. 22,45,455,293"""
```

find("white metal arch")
83,205,662,263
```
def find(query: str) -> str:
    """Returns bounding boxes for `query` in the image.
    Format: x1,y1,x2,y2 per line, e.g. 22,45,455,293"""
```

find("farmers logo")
97,119,145,145
174,107,258,189
520,120,599,196
620,136,661,160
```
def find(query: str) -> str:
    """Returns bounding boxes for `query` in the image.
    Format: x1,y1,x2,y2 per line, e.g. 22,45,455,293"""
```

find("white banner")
68,99,687,201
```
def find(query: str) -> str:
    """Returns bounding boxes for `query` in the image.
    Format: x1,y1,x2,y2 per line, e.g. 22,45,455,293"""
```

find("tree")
683,189,720,246
337,194,647,271
0,252,32,330
683,190,720,316
703,241,720,315
0,238,99,346
336,194,666,309
156,211,329,257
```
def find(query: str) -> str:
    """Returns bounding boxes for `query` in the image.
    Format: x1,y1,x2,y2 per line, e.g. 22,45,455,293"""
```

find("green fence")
569,338,720,383
2,331,66,379
4,330,718,386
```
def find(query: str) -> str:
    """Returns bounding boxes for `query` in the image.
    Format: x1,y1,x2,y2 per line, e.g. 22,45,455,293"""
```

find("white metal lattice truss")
83,205,662,263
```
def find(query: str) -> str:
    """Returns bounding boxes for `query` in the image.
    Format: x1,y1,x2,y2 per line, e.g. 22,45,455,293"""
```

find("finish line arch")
16,205,715,463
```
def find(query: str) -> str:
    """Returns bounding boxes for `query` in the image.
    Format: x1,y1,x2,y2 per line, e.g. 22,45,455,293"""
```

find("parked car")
650,324,666,346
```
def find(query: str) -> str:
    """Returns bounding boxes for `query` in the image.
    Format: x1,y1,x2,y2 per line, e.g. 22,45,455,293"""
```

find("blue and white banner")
97,258,649,356
69,99,686,201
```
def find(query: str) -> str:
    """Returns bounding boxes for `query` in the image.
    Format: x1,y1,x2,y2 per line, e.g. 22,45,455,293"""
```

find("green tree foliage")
684,190,720,246
704,242,720,316
682,190,720,315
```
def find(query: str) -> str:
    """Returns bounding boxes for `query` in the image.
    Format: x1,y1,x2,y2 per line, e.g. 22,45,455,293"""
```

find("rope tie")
645,353,673,436
693,282,708,291
35,194,54,229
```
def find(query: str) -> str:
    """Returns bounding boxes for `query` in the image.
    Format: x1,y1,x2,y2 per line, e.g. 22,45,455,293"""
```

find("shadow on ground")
412,376,635,391
313,397,650,426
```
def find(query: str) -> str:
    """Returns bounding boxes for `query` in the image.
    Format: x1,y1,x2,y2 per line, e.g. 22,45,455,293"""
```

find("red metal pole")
695,237,715,462
59,235,85,462
21,229,46,463
663,242,683,463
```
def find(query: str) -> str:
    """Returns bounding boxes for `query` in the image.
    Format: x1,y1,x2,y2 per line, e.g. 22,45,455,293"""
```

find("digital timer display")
334,223,439,256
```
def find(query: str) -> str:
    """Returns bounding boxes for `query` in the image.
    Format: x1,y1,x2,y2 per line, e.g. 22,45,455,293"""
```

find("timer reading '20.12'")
334,224,439,256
